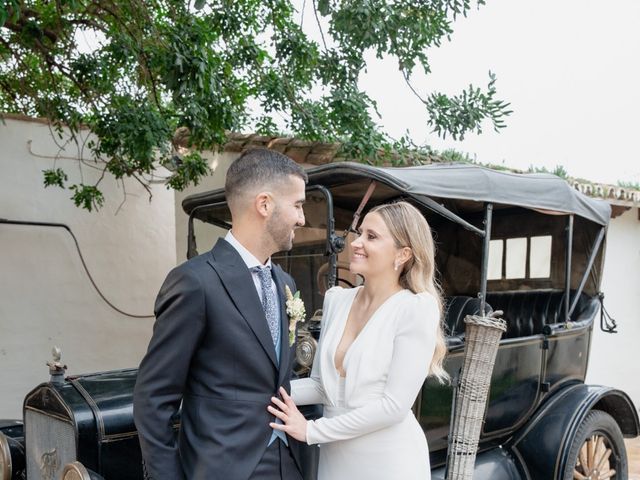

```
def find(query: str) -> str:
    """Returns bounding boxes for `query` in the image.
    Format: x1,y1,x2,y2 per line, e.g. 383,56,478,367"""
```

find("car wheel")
563,409,628,480
62,461,104,480
0,432,10,480
0,432,25,480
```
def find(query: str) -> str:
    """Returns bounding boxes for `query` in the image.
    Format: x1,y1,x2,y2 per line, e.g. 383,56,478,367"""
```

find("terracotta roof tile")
3,116,638,206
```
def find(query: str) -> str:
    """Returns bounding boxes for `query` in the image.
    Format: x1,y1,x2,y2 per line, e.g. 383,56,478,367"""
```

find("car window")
488,235,552,281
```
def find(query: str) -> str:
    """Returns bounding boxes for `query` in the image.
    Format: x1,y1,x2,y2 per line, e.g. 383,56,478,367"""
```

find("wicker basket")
446,313,507,480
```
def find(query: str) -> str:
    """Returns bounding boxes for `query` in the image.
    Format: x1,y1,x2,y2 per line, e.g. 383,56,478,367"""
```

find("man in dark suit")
133,148,307,479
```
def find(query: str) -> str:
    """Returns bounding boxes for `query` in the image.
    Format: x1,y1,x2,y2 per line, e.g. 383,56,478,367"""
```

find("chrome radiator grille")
25,409,76,480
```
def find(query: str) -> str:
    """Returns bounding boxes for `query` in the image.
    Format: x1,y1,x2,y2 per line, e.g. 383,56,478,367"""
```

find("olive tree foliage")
0,0,510,210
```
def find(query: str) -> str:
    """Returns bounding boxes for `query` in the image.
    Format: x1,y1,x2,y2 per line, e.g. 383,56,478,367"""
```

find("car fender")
0,421,22,440
508,383,639,479
0,420,25,480
431,447,524,480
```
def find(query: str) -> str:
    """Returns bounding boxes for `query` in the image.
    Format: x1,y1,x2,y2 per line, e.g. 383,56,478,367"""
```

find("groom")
133,148,307,479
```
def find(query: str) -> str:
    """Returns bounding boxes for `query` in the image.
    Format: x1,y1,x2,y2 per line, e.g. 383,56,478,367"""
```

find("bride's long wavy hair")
369,201,449,384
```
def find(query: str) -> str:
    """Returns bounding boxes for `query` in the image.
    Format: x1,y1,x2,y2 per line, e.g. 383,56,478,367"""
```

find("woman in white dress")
268,201,449,480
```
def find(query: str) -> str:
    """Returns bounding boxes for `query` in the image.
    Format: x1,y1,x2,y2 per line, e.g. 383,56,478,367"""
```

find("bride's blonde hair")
370,201,449,384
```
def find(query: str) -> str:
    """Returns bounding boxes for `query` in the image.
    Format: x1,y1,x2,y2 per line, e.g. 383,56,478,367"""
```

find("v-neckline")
333,286,407,378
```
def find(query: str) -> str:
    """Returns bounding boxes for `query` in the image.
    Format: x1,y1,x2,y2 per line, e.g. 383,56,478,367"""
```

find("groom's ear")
255,191,274,218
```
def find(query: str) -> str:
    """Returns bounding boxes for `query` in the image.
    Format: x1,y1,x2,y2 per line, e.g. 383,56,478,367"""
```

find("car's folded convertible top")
304,162,611,226
182,161,611,226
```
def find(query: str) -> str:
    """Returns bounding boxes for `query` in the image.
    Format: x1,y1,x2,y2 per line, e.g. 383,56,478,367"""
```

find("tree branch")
114,177,128,215
300,0,306,28
312,0,328,51
402,69,428,106
131,172,153,202
2,5,60,44
88,0,164,111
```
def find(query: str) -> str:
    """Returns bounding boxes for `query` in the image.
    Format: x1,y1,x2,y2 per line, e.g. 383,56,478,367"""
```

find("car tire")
563,409,628,480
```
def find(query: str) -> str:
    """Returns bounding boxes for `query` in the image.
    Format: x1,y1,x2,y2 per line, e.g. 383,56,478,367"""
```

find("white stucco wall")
173,151,317,262
0,116,176,418
587,207,640,408
173,151,237,263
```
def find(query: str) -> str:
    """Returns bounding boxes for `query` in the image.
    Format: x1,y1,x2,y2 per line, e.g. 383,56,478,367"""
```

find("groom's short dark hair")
225,148,308,210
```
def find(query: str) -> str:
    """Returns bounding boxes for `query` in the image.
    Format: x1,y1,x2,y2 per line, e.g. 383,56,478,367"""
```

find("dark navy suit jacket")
133,239,302,479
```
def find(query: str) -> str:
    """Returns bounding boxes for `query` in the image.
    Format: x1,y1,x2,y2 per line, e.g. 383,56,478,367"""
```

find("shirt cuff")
306,419,318,445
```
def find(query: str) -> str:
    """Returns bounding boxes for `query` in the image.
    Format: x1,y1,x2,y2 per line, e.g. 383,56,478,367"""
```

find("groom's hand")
268,386,308,443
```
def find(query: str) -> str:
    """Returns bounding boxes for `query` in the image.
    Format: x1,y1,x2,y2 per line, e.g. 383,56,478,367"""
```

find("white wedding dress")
292,286,439,480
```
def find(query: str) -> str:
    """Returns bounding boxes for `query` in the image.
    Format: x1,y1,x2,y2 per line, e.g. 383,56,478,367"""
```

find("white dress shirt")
224,231,280,314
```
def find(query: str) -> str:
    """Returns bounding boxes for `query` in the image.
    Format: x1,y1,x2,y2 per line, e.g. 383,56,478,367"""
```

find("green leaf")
166,152,212,191
69,184,105,212
0,0,509,210
42,168,68,189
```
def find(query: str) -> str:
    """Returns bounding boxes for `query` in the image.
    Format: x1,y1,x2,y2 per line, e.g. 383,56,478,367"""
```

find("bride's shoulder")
321,286,359,315
324,285,360,301
324,285,343,296
401,290,440,322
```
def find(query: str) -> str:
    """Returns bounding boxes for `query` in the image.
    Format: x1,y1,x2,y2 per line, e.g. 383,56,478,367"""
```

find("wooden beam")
610,205,631,219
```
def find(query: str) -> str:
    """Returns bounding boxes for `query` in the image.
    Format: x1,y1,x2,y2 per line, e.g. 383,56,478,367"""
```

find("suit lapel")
272,263,292,383
207,239,278,368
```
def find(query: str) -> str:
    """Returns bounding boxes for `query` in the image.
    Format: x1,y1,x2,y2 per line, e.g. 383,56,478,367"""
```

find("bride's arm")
291,372,324,405
291,335,326,405
290,287,340,406
305,293,438,445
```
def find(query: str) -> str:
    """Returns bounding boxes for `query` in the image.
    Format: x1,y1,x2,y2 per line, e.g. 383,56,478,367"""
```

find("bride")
268,201,449,479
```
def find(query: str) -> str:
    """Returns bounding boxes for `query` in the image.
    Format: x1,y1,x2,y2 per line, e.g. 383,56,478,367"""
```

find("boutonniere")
285,285,306,346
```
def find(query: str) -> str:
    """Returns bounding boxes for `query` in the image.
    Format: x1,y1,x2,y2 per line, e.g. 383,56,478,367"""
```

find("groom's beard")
266,206,295,252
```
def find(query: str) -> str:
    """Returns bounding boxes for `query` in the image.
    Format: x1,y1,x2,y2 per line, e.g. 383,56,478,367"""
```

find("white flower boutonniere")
285,285,306,346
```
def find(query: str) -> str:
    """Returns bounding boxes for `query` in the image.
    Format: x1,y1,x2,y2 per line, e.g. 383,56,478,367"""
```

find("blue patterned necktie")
253,266,279,346
253,265,287,445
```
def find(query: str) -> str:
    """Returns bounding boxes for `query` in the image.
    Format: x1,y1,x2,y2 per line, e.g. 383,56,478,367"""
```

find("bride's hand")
268,386,307,442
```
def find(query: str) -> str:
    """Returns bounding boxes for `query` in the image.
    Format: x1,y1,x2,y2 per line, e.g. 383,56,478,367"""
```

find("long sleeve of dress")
291,333,326,405
291,372,325,406
305,292,439,445
291,287,339,406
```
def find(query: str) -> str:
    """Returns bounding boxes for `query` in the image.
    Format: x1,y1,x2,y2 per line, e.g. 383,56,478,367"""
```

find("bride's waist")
323,404,413,420
323,405,352,417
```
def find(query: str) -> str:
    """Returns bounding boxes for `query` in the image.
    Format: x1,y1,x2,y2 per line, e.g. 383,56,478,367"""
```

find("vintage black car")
1,161,639,480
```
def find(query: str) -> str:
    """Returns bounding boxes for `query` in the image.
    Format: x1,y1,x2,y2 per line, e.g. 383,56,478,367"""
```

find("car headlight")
62,461,96,480
296,333,317,369
0,433,11,480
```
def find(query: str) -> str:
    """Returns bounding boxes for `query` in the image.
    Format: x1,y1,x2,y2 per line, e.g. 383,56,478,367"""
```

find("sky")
75,1,640,186
358,1,640,185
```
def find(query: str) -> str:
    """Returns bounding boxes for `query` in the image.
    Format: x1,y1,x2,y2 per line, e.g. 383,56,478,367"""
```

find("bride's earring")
394,261,400,271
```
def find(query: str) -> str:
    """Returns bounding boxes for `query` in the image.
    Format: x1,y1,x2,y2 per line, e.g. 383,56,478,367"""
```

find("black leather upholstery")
444,296,491,338
485,290,594,339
